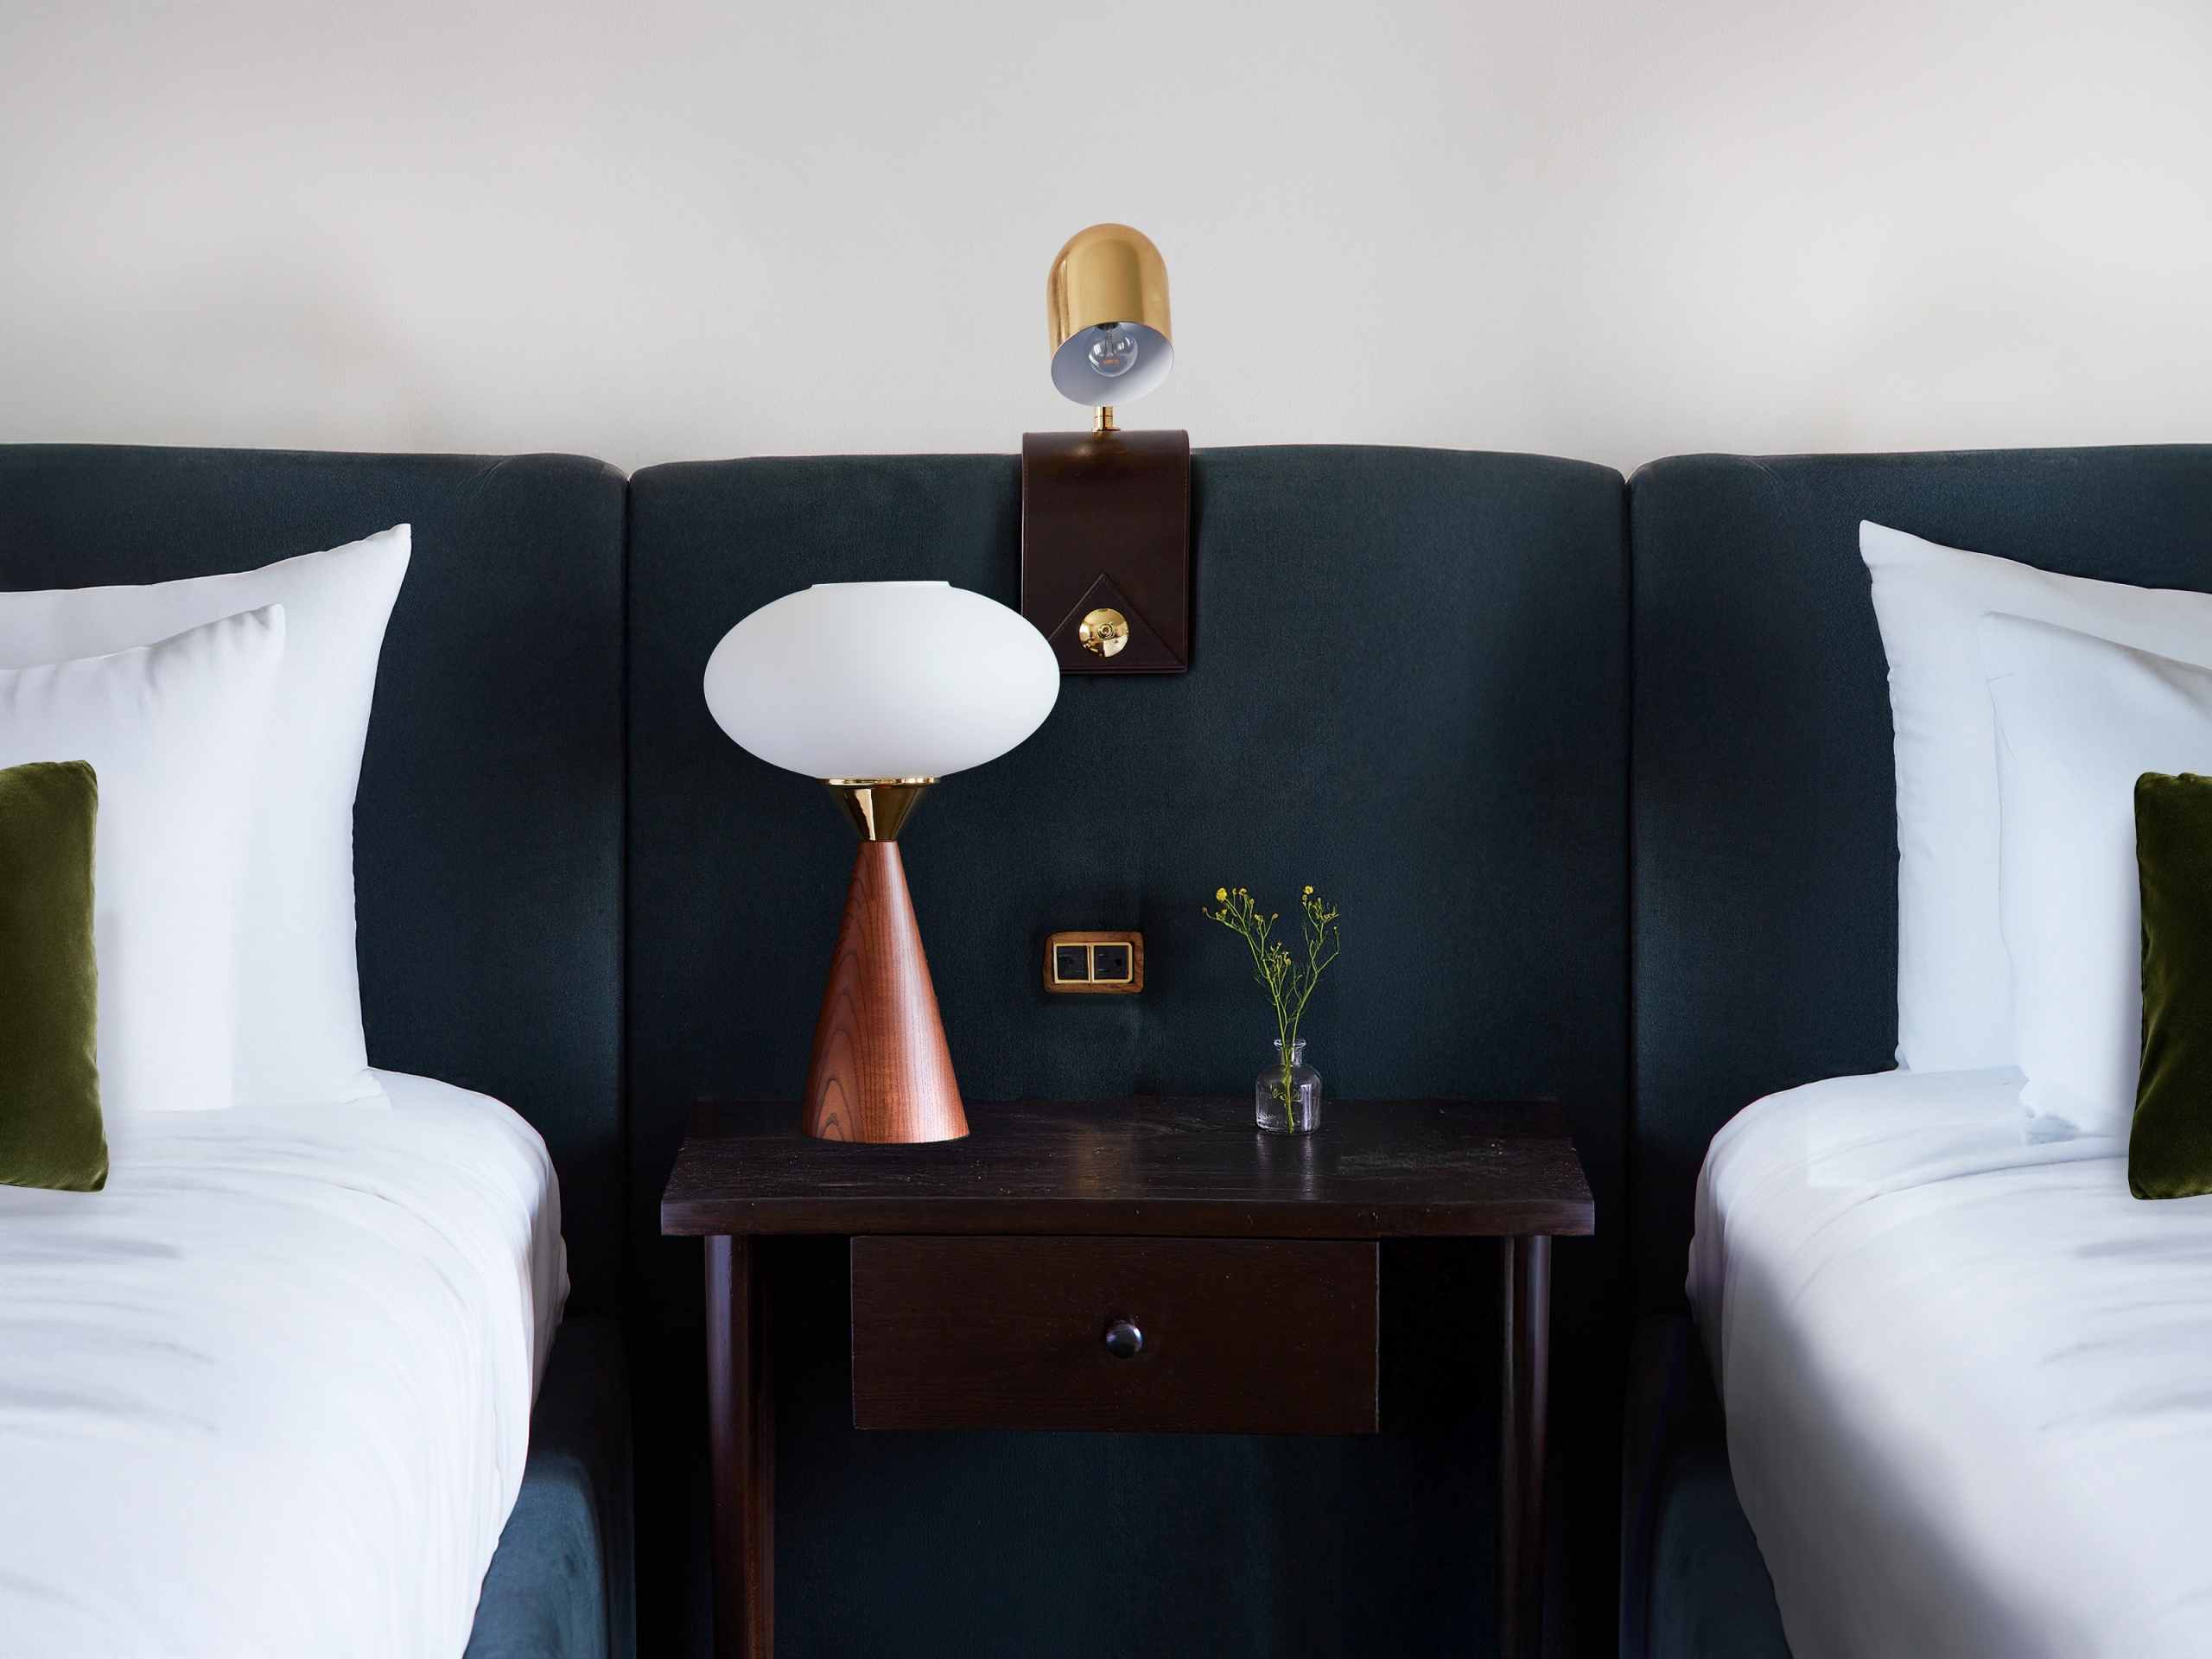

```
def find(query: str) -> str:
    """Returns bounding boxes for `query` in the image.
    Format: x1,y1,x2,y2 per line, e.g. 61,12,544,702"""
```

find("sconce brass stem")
1092,406,1117,436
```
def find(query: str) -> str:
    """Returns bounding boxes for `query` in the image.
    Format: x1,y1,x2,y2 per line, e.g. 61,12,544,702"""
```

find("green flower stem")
1202,885,1342,1127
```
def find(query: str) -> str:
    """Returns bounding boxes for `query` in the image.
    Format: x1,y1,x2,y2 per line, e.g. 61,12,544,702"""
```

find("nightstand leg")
706,1235,773,1659
1498,1233,1551,1659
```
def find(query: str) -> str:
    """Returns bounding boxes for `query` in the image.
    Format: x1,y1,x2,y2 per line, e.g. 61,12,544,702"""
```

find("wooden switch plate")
1045,930,1143,994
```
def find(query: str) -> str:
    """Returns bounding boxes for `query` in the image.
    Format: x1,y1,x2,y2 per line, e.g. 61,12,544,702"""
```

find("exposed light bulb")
1087,325,1140,379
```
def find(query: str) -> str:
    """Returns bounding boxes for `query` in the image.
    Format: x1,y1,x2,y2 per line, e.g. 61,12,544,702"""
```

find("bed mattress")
0,1070,565,1658
1690,1066,2212,1658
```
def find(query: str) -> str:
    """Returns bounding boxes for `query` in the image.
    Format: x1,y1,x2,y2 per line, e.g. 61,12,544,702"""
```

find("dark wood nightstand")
661,1096,1593,1659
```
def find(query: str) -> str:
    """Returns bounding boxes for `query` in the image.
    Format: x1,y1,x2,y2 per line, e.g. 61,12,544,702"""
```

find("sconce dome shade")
704,582,1059,779
1046,223,1173,406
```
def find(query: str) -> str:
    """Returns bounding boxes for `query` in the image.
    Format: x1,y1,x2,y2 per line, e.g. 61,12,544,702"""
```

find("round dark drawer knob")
1103,1318,1143,1359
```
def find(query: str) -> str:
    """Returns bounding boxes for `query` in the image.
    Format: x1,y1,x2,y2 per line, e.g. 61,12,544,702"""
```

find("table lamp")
704,581,1058,1143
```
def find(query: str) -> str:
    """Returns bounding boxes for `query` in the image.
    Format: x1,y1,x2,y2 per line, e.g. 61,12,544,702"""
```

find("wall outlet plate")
1044,931,1145,994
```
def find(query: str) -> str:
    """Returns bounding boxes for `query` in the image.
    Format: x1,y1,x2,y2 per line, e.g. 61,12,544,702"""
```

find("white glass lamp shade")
703,581,1059,779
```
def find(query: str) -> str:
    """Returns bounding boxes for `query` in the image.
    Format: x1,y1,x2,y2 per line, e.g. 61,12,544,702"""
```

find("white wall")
5,0,2211,477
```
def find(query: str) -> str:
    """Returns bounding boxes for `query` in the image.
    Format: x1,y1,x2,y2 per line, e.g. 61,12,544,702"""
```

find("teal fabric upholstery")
469,1315,636,1659
1621,1319,1789,1659
627,445,1630,1658
1652,1453,1790,1658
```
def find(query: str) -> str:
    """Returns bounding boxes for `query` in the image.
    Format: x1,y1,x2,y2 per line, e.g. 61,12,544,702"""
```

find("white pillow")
0,607,285,1112
1862,522,2212,1071
0,528,410,1107
1982,613,2212,1135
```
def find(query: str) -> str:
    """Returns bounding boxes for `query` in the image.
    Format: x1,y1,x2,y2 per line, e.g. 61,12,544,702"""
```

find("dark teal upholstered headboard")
626,445,1630,1658
1627,445,2212,1315
0,445,630,1315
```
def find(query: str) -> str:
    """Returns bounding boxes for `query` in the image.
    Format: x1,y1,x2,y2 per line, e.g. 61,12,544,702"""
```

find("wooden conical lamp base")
801,841,969,1143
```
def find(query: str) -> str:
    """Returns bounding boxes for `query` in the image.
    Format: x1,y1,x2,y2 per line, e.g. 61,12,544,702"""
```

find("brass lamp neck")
823,779,937,841
1092,405,1118,436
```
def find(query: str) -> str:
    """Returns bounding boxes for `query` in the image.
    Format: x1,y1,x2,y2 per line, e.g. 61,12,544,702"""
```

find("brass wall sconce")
1021,224,1192,676
1045,225,1174,437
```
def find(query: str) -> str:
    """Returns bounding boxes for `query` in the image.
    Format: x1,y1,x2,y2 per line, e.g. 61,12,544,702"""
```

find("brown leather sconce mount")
1020,429,1191,674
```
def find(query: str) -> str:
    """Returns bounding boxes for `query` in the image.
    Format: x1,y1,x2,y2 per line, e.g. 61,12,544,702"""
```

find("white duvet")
1691,1067,2212,1658
0,1071,565,1659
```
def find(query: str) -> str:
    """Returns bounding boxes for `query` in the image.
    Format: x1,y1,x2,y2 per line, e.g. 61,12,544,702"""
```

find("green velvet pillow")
0,759,105,1192
2132,770,2212,1199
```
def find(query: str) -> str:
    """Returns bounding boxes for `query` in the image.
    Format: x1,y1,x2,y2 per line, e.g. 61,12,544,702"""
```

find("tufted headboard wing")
0,444,628,1313
1628,444,2212,1313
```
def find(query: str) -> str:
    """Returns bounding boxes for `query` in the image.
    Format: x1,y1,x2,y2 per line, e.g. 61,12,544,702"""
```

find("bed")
0,446,631,1659
1624,444,2212,1658
0,1072,564,1656
1691,1065,2212,1656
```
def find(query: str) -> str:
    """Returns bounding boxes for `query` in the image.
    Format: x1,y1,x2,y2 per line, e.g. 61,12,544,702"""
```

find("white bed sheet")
0,1070,565,1659
1690,1066,2212,1658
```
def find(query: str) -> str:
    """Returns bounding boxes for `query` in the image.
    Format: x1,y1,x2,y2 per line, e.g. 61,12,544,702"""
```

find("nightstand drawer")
849,1236,1378,1433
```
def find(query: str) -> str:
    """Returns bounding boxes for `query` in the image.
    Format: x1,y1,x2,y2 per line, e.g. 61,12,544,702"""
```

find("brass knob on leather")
1077,607,1129,657
1103,1318,1143,1359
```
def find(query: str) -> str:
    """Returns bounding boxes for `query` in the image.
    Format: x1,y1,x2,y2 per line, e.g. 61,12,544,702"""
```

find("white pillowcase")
0,607,286,1112
1861,522,2212,1071
0,528,410,1107
1982,614,2212,1135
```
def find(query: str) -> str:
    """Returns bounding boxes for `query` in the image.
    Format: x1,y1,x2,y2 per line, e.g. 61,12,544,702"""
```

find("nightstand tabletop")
660,1096,1592,1238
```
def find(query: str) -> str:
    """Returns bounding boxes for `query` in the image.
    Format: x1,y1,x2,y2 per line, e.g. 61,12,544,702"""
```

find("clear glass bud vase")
1255,1039,1322,1134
